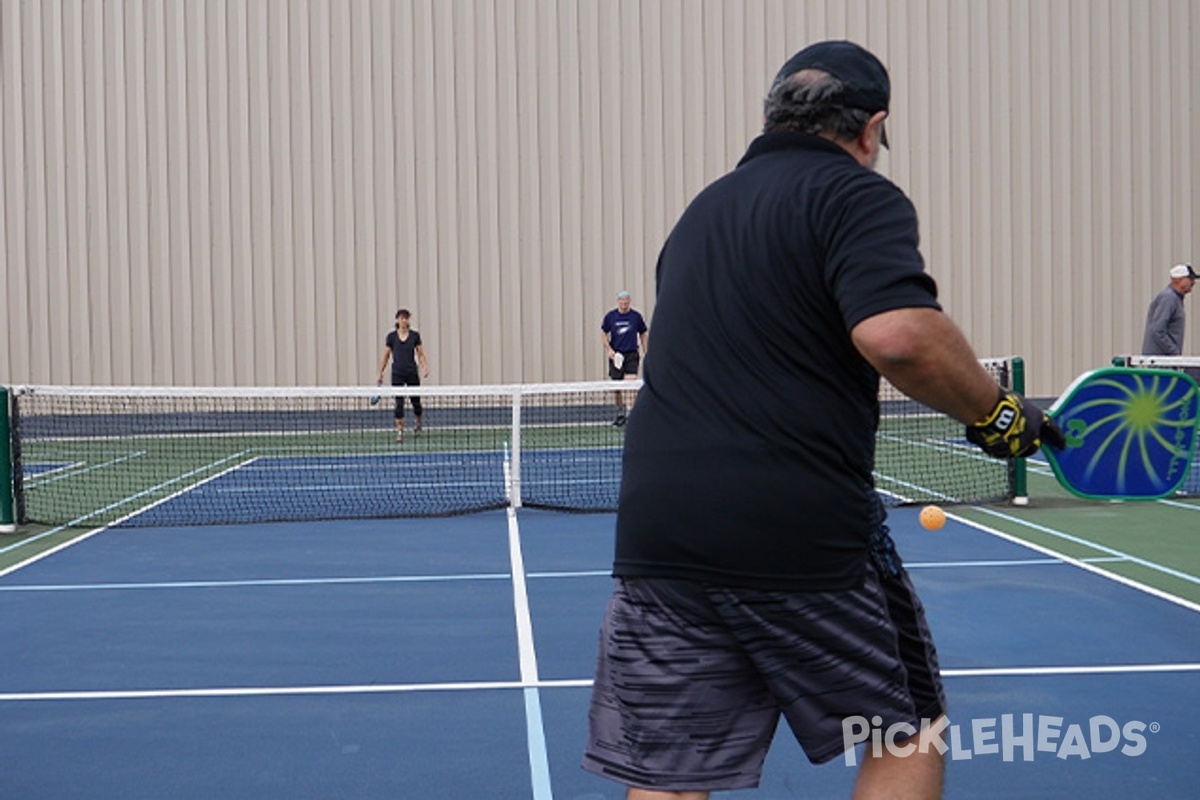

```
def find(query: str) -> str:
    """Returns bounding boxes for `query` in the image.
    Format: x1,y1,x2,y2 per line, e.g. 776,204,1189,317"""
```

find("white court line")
941,663,1200,678
24,451,146,489
0,453,256,571
507,506,552,800
20,460,86,483
903,556,1130,569
950,509,1200,614
2,557,1133,594
1155,496,1200,511
0,573,511,592
0,525,113,571
210,480,503,493
525,557,1130,582
4,663,1200,703
0,680,542,702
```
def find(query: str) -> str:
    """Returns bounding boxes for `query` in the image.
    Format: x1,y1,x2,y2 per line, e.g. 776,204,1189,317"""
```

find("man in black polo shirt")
583,41,1063,799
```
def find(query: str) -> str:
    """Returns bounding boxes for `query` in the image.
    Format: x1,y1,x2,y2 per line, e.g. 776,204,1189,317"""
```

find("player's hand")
966,389,1066,458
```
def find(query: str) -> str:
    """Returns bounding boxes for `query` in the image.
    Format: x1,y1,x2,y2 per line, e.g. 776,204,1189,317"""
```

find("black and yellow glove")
966,389,1066,459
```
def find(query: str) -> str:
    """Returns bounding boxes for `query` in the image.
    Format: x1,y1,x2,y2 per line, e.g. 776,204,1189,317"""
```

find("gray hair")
762,70,872,141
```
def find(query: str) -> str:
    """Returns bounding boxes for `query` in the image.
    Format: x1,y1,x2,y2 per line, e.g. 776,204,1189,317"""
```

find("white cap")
1169,263,1197,279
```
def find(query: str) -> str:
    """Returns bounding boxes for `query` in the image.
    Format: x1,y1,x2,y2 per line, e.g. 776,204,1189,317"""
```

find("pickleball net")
5,361,1017,529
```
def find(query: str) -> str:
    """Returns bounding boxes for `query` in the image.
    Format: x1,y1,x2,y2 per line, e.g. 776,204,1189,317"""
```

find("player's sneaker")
395,430,404,443
414,421,423,437
613,413,627,427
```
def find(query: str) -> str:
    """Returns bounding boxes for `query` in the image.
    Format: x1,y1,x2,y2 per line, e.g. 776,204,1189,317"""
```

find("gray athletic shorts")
581,537,945,792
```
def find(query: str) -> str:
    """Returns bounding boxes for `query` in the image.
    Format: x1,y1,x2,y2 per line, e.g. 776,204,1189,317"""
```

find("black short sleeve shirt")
385,329,422,378
613,132,941,590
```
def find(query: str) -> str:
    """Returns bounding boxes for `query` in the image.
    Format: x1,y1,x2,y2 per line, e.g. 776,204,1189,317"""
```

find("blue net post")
1,387,14,532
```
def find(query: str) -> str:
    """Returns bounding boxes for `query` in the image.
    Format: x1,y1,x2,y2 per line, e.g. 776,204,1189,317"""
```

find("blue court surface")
1,507,1198,799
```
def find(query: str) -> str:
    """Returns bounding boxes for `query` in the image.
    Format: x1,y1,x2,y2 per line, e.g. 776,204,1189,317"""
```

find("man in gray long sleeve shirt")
1142,263,1197,355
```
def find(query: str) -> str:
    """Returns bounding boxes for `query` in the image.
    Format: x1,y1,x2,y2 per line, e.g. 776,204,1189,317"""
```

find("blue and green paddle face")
1045,368,1200,500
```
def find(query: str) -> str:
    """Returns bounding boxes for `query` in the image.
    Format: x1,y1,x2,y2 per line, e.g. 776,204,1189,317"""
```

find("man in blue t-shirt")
600,290,649,426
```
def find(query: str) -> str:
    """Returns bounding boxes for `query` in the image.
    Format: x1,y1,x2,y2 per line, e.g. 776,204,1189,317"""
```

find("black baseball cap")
773,40,890,145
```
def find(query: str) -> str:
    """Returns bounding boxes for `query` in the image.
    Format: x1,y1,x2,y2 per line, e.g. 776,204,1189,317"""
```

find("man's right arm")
850,307,998,424
851,307,1064,458
377,342,391,381
600,322,614,358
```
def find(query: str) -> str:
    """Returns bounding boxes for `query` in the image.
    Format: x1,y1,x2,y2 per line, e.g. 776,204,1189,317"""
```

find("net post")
1011,357,1029,505
1,387,15,533
510,388,522,509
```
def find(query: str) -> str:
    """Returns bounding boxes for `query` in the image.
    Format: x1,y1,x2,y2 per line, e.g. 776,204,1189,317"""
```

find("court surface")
1,504,1198,799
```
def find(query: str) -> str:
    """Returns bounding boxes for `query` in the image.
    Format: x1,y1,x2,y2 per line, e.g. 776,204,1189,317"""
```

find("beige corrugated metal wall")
2,0,1198,396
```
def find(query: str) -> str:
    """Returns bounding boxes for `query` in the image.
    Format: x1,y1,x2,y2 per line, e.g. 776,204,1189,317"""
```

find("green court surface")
952,463,1200,606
